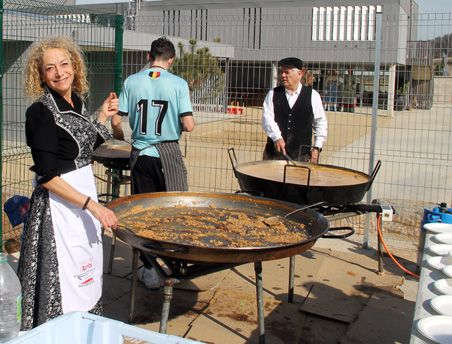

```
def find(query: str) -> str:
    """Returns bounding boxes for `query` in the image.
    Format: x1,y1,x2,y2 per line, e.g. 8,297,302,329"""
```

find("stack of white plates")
418,223,452,342
433,279,452,295
429,244,452,256
444,265,452,278
426,255,452,271
429,230,452,278
425,223,452,234
417,316,452,343
430,295,452,316
434,233,452,245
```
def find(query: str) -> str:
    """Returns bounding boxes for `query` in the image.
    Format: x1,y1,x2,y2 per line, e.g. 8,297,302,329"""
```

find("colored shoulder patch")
149,71,161,79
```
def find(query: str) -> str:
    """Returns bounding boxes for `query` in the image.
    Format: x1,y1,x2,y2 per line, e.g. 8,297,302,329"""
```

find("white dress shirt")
262,83,328,148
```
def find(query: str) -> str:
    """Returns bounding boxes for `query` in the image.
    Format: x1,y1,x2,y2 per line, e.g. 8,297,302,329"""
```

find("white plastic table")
410,231,452,344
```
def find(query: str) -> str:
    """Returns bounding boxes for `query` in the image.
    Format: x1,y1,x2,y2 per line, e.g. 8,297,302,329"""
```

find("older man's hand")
274,138,286,155
310,148,320,164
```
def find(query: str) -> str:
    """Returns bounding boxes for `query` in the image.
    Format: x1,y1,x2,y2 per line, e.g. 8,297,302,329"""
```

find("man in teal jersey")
112,37,195,288
112,37,194,193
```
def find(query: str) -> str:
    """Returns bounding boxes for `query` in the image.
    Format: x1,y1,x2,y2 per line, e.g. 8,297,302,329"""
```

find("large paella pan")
107,192,329,264
228,148,380,205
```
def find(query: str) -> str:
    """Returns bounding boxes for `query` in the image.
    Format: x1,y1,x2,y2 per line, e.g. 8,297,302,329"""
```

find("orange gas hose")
376,213,420,279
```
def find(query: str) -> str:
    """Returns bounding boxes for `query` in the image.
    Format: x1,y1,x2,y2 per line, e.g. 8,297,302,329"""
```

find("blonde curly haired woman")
18,36,119,329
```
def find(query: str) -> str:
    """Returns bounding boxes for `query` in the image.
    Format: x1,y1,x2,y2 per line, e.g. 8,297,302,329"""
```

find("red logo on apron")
76,258,95,287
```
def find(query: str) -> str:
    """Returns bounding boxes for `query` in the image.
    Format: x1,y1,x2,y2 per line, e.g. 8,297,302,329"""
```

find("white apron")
49,165,103,314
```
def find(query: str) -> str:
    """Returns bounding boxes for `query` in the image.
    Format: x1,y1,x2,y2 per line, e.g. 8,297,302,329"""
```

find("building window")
242,7,262,49
162,9,208,40
312,5,382,41
162,10,181,37
190,9,208,41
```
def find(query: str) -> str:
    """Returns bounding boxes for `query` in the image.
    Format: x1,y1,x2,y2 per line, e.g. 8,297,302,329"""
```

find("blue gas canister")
416,203,452,271
424,203,452,225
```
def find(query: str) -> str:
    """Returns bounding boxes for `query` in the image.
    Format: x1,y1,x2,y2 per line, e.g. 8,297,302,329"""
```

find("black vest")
264,85,313,160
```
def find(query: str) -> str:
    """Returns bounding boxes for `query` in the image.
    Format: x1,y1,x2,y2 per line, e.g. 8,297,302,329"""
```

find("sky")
415,0,452,39
416,0,452,14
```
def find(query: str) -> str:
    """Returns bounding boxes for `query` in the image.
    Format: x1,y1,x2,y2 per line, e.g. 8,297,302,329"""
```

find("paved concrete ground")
96,230,418,344
5,215,419,344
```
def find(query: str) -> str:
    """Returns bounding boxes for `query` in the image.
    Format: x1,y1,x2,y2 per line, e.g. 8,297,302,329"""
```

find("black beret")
278,57,303,69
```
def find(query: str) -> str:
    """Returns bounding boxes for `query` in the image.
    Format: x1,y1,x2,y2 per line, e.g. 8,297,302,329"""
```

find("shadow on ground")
100,232,417,344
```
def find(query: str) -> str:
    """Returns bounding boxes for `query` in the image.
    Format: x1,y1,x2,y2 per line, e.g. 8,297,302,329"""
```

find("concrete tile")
300,251,404,322
298,314,348,344
183,314,249,344
186,288,305,344
137,313,199,339
259,252,328,302
104,280,215,338
175,270,231,292
104,289,200,339
221,252,327,304
103,288,134,323
301,282,369,323
102,232,135,278
310,246,406,291
399,278,419,302
102,273,133,307
340,292,415,344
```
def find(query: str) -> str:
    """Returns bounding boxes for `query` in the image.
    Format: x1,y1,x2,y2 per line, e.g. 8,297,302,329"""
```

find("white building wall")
56,0,418,65
127,2,413,65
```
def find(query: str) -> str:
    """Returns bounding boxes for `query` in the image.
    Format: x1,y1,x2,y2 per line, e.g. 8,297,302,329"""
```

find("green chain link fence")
2,1,452,253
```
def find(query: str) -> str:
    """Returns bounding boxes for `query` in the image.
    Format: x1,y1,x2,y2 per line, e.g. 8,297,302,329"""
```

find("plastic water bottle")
0,253,22,342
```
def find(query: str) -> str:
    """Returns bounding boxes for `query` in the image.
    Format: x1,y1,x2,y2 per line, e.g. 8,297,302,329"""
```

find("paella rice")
118,205,309,248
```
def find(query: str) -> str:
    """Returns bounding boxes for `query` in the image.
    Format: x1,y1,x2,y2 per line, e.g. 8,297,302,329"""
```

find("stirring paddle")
263,201,324,226
283,152,298,165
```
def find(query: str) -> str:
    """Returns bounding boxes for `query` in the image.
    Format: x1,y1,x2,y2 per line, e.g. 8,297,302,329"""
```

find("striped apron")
129,141,188,191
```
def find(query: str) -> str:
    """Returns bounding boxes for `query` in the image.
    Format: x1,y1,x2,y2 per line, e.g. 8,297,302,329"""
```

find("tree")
172,39,225,102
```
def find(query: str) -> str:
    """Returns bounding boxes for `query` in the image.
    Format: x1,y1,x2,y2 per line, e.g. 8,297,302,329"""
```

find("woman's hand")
42,177,119,229
86,199,119,230
98,92,118,124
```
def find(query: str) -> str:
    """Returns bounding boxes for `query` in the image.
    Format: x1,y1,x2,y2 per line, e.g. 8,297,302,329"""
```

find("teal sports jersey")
118,68,193,157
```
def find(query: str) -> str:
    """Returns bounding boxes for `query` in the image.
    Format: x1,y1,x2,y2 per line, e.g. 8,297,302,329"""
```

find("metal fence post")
0,0,4,253
114,14,124,96
110,14,124,200
363,9,383,248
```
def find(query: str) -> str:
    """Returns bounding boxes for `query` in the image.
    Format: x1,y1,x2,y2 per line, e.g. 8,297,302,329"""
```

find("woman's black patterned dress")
17,87,111,330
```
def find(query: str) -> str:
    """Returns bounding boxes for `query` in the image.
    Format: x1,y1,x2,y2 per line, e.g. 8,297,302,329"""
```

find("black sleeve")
94,134,105,151
91,118,112,150
180,111,193,117
25,102,60,184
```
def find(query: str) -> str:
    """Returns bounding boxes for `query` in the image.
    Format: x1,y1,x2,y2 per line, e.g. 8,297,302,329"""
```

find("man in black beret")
278,57,304,70
262,57,327,162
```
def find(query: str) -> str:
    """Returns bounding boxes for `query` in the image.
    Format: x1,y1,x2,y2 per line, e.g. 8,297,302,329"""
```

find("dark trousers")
131,155,166,194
